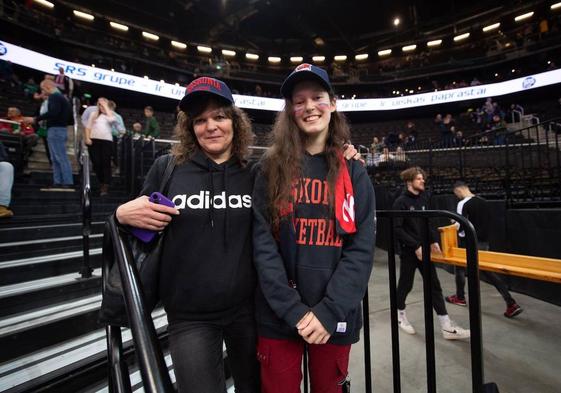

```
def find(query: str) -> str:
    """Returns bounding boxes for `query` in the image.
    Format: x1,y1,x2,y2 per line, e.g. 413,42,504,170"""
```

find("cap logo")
295,63,313,72
187,77,222,93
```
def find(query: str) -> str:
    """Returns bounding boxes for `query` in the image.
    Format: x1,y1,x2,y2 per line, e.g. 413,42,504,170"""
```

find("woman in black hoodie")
115,77,259,393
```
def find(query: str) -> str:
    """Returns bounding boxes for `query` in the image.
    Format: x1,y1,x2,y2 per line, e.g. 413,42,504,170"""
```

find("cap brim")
280,71,331,98
179,90,232,112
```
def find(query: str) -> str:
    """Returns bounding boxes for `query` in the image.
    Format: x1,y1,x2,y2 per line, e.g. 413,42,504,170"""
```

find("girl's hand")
297,312,331,344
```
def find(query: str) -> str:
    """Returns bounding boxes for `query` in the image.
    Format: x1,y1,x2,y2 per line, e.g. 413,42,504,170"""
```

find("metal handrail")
369,209,490,393
73,98,93,279
105,217,174,392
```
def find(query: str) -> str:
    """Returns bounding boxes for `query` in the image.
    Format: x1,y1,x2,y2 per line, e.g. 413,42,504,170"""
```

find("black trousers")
89,139,112,185
167,302,260,393
396,250,448,315
455,241,515,305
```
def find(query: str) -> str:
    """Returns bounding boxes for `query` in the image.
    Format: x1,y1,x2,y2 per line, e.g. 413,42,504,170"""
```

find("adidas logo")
172,191,252,210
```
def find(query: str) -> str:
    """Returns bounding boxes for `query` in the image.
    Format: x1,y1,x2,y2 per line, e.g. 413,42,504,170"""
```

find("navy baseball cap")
179,77,234,112
280,63,333,98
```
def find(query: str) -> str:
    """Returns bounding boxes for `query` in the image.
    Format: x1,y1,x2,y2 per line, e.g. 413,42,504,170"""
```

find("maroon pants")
257,337,351,393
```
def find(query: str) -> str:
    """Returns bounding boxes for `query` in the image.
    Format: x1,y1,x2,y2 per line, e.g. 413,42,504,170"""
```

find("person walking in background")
84,98,120,196
24,79,73,189
143,105,160,138
252,64,375,392
446,181,523,318
393,166,470,340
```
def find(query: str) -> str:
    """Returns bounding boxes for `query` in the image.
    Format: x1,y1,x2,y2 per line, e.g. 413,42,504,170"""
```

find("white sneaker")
397,312,416,335
442,322,470,340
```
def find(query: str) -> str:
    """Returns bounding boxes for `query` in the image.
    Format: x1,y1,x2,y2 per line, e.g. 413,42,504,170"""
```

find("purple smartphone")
131,192,176,243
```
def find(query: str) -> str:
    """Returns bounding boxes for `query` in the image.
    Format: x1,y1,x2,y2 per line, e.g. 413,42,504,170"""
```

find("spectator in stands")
440,114,455,147
384,130,399,149
446,181,523,318
143,106,160,138
107,100,125,168
132,121,143,136
393,167,470,340
54,67,73,98
370,136,382,153
406,121,418,147
0,141,14,218
114,77,260,393
395,146,407,162
507,103,524,123
1,107,38,162
252,64,374,393
85,98,120,196
378,146,395,164
24,79,74,188
454,130,465,147
490,114,506,145
23,78,39,98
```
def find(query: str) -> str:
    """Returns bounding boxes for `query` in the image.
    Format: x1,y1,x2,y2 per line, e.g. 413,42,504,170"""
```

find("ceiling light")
171,41,187,49
453,32,470,42
110,68,115,72
355,53,369,61
144,75,149,79
515,11,534,22
552,2,561,10
314,37,325,46
160,79,165,83
402,44,417,52
312,56,325,62
142,31,159,41
110,21,128,31
91,64,95,67
393,17,400,27
246,53,259,60
222,49,236,57
33,0,54,8
268,56,281,63
378,49,392,56
427,39,442,47
73,10,94,21
482,22,500,32
290,56,304,63
197,45,212,53
334,55,347,61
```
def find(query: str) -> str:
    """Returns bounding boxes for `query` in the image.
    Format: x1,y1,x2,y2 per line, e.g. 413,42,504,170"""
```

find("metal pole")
421,220,436,393
362,289,373,393
387,217,401,393
463,220,484,393
79,145,93,279
108,219,174,392
106,325,133,393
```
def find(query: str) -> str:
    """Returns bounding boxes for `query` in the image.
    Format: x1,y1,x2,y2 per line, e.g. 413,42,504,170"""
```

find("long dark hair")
262,89,350,227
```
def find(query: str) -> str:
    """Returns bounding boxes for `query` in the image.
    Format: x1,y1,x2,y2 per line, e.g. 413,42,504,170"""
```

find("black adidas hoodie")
252,153,376,345
141,151,256,323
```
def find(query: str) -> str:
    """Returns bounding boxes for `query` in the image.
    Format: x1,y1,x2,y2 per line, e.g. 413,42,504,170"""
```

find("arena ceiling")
64,0,521,56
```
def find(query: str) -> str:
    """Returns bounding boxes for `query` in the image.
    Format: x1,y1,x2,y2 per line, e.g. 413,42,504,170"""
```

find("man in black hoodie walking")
393,167,470,340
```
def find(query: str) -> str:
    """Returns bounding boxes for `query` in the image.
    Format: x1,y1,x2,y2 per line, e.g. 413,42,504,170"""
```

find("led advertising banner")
1,39,560,112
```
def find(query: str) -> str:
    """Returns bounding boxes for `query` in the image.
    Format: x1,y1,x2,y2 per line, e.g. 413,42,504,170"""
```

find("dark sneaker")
504,303,523,318
445,294,467,307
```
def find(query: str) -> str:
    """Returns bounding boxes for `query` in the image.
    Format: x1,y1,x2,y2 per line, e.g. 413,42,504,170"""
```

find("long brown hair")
171,96,254,165
262,90,351,227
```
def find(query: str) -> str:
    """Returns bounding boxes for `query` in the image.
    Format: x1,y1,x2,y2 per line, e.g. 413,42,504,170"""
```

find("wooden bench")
431,224,561,284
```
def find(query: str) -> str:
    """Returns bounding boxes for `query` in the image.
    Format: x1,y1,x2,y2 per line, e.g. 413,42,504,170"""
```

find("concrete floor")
346,248,561,393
